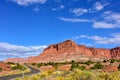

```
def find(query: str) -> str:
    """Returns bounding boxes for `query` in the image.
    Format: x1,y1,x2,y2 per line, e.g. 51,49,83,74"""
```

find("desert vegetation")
15,68,120,80
30,59,120,71
11,63,26,71
15,60,120,80
0,62,28,76
1,59,120,80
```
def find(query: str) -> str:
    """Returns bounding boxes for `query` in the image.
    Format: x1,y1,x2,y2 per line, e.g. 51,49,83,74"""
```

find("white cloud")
52,5,65,11
60,5,64,9
93,21,116,28
80,42,93,47
70,8,88,16
9,0,47,6
89,1,109,12
104,11,120,22
75,33,120,44
93,11,120,28
59,17,91,22
52,8,57,11
94,2,104,11
33,7,40,12
0,42,47,60
59,11,120,29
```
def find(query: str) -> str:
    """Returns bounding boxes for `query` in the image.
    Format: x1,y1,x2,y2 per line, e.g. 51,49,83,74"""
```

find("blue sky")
0,0,120,60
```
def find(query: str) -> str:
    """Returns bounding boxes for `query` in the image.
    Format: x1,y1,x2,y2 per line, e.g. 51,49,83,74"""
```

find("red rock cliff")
5,40,120,63
110,47,120,59
28,40,119,63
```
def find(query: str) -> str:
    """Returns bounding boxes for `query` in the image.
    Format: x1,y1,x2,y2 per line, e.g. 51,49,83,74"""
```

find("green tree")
12,64,26,70
103,59,107,63
110,59,115,63
37,63,43,68
91,62,104,69
53,63,59,69
84,60,93,65
78,65,86,70
118,64,120,71
7,62,15,65
70,60,85,70
70,60,76,70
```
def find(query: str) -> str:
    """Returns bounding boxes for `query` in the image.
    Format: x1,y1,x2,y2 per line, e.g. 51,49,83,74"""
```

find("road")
0,64,40,80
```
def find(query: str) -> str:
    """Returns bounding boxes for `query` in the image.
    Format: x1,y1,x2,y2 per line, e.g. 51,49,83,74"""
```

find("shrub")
7,62,15,65
12,64,26,70
91,62,104,69
99,72,113,80
31,63,36,66
37,63,43,68
65,69,93,80
23,76,29,80
116,59,120,62
15,78,21,80
0,67,2,72
118,64,120,71
70,60,77,70
55,76,64,80
110,59,115,63
47,70,53,75
78,65,86,70
31,75,39,80
52,63,59,69
103,59,107,63
70,60,86,70
38,72,48,80
14,68,120,80
84,60,93,65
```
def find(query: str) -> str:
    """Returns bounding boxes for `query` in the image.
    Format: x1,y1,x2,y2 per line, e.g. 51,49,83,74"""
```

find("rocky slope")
0,62,11,71
5,40,120,63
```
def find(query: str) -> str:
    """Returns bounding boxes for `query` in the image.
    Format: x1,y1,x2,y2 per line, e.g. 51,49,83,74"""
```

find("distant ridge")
5,40,120,63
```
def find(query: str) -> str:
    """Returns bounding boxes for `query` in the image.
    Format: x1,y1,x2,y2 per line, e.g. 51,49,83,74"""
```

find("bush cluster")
0,67,2,72
12,63,26,70
70,60,85,70
91,62,104,69
118,64,120,71
15,69,120,80
7,62,15,65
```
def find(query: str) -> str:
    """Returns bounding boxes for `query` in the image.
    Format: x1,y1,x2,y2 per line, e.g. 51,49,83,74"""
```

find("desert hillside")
5,40,120,63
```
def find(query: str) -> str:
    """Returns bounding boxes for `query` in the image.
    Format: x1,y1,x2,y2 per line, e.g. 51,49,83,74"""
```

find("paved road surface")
0,64,40,80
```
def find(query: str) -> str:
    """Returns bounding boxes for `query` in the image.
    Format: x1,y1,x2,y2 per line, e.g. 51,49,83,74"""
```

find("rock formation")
110,47,120,59
4,40,120,63
0,62,11,71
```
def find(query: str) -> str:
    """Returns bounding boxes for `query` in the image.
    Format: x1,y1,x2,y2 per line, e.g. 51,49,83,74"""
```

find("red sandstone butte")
4,40,120,63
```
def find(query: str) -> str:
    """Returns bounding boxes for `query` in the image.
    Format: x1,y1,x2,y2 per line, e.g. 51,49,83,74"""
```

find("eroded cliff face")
5,40,120,63
43,40,78,54
110,47,120,59
28,40,119,63
28,40,81,63
90,48,111,58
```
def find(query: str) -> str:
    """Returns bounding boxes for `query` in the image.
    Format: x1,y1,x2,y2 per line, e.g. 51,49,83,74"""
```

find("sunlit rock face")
5,40,120,63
